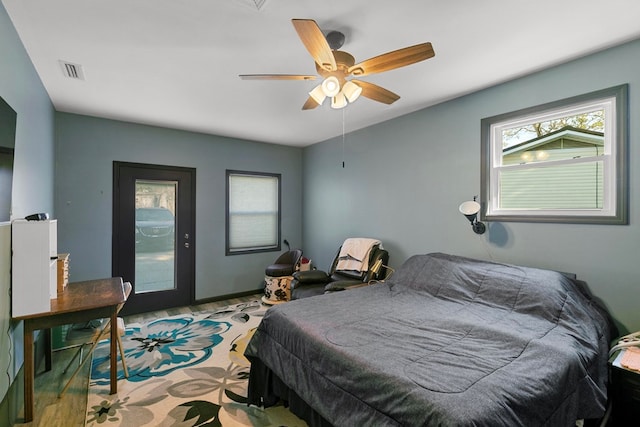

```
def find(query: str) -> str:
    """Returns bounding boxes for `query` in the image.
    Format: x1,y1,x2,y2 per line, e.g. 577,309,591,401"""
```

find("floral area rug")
85,300,307,426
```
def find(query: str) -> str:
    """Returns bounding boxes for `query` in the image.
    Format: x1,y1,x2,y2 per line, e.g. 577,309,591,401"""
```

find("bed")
245,253,615,426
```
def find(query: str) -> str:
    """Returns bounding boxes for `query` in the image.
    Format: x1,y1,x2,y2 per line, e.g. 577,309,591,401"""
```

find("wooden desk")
12,277,125,423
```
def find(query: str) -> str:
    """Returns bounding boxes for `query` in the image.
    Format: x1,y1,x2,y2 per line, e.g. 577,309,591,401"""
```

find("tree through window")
481,85,628,224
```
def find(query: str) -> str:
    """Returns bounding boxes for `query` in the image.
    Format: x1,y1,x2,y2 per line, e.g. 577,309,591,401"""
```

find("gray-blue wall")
54,113,303,300
303,38,640,333
0,0,56,416
3,0,640,412
0,7,54,220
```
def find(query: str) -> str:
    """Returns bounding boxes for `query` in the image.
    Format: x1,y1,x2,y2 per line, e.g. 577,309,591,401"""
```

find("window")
226,170,281,255
481,84,628,224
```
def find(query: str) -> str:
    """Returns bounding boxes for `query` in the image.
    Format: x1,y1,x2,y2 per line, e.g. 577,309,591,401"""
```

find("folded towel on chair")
336,238,381,272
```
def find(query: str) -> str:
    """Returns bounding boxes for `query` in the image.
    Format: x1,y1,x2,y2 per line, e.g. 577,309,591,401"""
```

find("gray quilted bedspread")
245,253,612,426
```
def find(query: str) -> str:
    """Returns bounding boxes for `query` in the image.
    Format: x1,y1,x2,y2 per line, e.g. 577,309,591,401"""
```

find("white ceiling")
3,0,640,147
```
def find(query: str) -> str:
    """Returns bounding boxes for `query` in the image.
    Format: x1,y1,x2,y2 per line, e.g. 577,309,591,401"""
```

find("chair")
291,239,389,300
59,281,132,396
263,249,303,304
265,249,303,278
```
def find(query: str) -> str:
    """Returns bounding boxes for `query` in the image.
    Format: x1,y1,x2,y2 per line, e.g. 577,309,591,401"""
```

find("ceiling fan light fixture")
321,76,340,97
309,84,327,105
342,80,362,103
331,92,347,109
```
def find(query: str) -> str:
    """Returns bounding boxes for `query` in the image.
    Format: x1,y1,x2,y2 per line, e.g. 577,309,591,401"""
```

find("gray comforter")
245,253,613,426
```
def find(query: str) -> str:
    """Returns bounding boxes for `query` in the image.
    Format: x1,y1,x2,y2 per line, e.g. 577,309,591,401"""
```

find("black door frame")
112,161,196,315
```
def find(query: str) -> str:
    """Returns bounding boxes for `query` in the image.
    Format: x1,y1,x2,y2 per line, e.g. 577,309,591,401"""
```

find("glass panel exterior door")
113,162,195,315
135,180,177,293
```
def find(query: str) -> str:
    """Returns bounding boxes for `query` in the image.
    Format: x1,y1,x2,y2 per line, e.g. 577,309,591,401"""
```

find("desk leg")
110,309,118,394
23,324,34,423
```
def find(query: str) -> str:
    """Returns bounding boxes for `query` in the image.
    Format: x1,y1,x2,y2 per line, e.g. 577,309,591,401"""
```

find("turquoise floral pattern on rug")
90,316,230,384
85,301,307,427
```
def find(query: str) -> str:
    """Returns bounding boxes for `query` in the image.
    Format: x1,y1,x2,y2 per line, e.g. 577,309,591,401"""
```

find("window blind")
228,173,279,252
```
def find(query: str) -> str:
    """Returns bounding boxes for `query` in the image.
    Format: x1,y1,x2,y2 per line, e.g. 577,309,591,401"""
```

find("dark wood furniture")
12,277,125,422
609,350,640,424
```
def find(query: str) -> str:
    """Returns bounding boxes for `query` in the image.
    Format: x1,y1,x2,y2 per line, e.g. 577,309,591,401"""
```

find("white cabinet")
11,219,57,317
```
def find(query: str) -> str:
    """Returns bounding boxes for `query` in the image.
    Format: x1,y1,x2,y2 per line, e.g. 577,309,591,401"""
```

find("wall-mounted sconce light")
459,197,486,235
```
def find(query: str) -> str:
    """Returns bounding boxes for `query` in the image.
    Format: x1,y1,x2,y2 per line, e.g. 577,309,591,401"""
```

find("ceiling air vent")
236,0,268,11
59,60,85,80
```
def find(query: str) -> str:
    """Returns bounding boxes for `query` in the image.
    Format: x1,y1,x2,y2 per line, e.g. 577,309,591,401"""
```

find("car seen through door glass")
135,207,175,251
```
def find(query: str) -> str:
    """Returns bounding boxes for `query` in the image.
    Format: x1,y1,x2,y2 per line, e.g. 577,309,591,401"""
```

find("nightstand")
609,349,640,424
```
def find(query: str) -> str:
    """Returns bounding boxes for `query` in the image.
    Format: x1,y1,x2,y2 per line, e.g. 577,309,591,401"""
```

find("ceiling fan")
239,19,435,110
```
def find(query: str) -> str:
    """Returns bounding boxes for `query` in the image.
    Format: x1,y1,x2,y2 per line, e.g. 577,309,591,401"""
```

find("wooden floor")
14,293,262,427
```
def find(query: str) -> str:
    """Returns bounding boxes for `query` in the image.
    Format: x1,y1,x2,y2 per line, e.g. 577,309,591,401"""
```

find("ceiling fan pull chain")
342,108,346,168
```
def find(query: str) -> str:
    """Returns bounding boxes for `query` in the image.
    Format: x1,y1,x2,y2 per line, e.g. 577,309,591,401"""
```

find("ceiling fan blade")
239,74,317,80
302,96,320,110
292,19,337,72
348,42,435,77
352,80,400,105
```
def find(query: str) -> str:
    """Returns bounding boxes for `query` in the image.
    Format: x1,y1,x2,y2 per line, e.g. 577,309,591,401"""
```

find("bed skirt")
247,356,332,427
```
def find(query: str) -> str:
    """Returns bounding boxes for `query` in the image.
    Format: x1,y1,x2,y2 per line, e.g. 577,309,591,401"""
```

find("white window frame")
480,84,628,224
226,170,281,255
